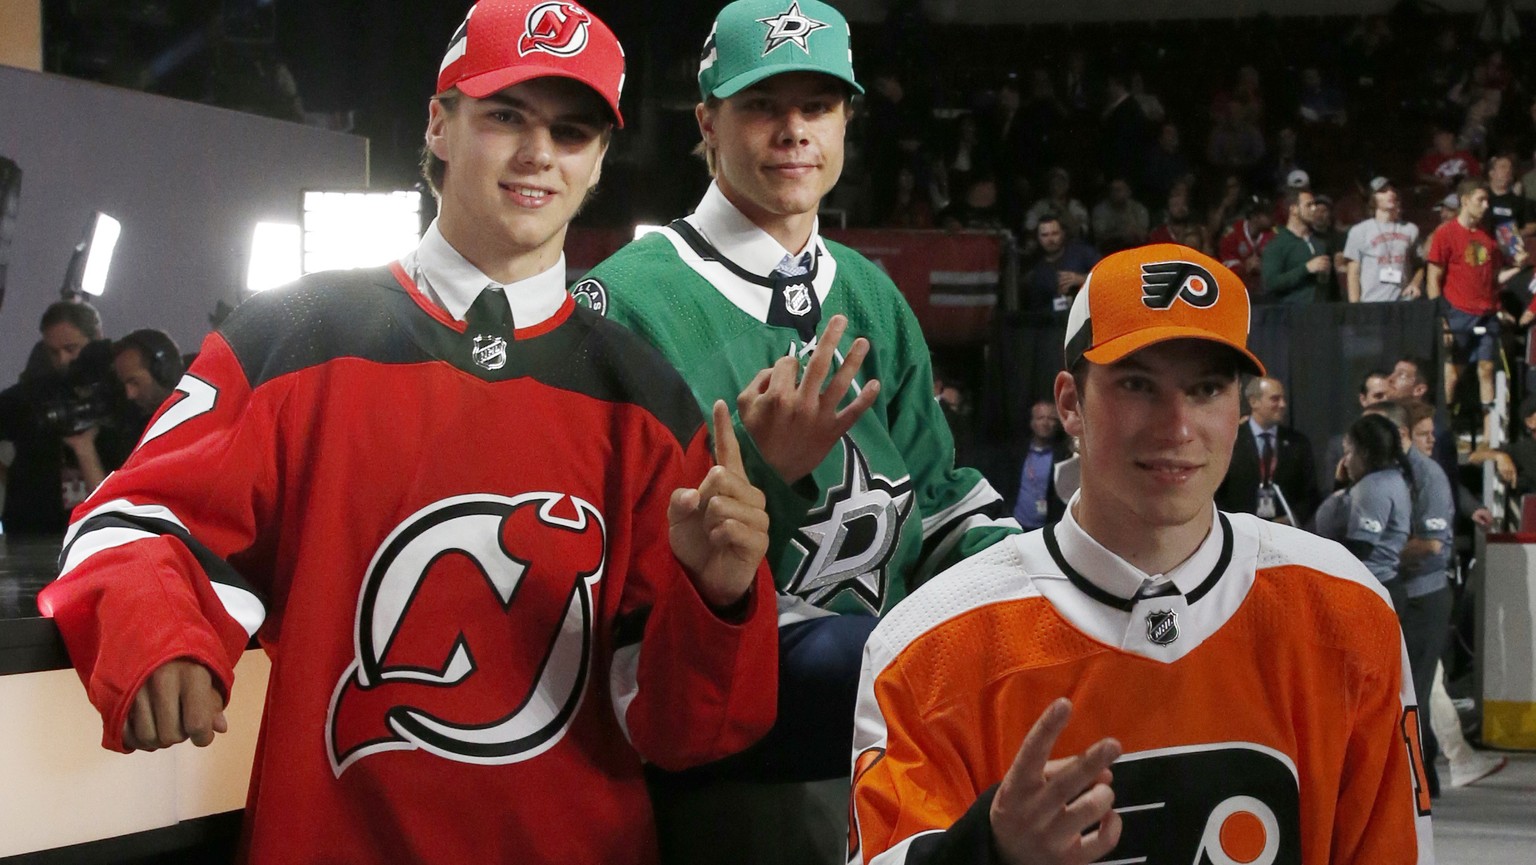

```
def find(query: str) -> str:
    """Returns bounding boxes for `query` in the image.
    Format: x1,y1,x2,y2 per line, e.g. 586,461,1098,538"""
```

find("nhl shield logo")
472,334,508,371
1146,609,1179,645
784,281,813,316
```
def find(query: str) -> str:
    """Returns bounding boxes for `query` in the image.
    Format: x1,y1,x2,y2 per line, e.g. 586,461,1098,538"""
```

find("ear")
1055,370,1085,439
695,101,717,149
587,138,608,189
426,99,451,162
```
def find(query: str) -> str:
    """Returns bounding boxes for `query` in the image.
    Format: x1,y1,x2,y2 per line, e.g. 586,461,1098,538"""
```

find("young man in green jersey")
575,1,1018,861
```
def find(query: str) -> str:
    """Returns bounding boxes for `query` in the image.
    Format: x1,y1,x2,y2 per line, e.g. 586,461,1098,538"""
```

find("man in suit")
1217,376,1319,525
999,399,1074,530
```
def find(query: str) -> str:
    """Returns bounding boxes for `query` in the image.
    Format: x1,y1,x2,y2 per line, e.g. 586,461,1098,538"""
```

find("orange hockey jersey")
849,507,1432,865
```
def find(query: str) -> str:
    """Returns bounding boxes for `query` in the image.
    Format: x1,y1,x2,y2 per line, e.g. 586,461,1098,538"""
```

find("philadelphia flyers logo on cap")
1142,260,1219,310
519,1,591,57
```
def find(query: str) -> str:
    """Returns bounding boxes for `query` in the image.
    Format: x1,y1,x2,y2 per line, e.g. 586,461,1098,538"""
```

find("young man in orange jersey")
848,244,1433,864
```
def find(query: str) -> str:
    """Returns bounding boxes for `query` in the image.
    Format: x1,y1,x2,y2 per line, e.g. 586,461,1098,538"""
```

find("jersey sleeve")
607,408,778,772
883,297,1019,584
849,631,1000,865
1331,617,1435,863
1425,226,1451,269
37,332,277,752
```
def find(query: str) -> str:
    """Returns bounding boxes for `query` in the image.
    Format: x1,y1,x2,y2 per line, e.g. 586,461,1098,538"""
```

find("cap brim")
1083,325,1266,377
708,63,864,99
452,66,625,128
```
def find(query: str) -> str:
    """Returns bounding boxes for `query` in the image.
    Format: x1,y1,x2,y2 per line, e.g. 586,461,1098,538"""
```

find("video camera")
34,339,127,437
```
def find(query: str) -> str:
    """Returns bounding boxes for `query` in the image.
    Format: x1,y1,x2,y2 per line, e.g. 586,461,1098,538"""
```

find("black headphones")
117,329,185,389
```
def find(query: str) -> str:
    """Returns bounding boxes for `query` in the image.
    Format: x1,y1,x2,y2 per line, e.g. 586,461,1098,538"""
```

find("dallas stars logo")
757,1,828,56
787,437,913,613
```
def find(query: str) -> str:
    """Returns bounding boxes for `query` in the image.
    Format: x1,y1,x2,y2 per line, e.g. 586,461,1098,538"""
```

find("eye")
551,123,598,145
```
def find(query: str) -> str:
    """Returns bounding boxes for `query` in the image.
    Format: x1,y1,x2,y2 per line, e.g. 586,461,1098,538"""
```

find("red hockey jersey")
849,509,1432,865
39,265,777,864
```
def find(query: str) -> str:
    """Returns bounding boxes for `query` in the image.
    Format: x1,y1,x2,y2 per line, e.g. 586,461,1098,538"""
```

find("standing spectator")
1388,356,1465,512
1021,215,1098,316
1261,188,1333,303
1320,368,1395,492
1098,69,1151,189
1486,153,1535,259
1426,179,1528,424
1521,143,1536,207
1018,68,1068,181
1311,194,1349,300
1260,127,1309,198
1312,415,1413,605
1217,193,1274,293
1344,178,1424,302
1089,177,1150,254
1141,121,1192,205
1416,126,1483,189
1128,71,1165,124
1023,166,1089,240
1005,400,1072,531
1217,376,1320,526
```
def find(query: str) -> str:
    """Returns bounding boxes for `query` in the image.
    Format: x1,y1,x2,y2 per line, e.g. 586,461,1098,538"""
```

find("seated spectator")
1416,126,1483,189
1206,100,1267,176
943,113,988,199
1217,193,1274,293
883,165,934,229
1261,129,1309,200
940,175,1008,232
1298,66,1348,126
1147,184,1196,245
1023,166,1089,240
1344,178,1423,302
1312,414,1413,603
1261,188,1333,303
1089,177,1150,254
1129,71,1165,124
1211,63,1266,126
1141,121,1192,205
1020,215,1098,316
1458,89,1501,161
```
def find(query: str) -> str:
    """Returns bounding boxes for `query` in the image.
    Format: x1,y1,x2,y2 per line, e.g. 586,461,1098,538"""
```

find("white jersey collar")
688,181,822,276
403,218,568,329
1051,492,1228,604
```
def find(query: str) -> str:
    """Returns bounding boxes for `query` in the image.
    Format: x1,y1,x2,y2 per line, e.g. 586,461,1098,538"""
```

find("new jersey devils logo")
519,2,590,57
1141,260,1220,310
326,492,606,776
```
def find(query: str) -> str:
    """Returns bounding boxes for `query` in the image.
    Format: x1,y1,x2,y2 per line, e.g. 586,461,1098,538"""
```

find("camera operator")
111,329,184,434
0,301,135,535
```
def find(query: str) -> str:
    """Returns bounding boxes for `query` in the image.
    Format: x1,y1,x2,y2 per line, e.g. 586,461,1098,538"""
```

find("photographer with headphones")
111,328,184,429
0,301,136,535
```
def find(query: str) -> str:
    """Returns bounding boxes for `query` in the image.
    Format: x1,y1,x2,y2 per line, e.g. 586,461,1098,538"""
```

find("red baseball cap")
1064,243,1265,376
437,0,626,128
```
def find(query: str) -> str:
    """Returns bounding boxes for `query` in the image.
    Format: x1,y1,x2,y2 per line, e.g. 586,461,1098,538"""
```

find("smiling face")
1057,340,1241,537
427,77,609,283
699,71,848,250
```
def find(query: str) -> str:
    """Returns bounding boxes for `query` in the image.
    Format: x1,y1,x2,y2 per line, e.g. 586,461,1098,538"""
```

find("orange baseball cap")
1063,243,1265,376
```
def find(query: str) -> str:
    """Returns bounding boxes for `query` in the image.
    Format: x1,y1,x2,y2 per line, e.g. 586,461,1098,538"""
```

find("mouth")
500,182,555,208
766,162,818,177
1136,459,1202,483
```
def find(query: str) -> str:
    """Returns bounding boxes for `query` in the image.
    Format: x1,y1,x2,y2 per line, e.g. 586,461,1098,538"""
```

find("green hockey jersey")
575,214,1018,618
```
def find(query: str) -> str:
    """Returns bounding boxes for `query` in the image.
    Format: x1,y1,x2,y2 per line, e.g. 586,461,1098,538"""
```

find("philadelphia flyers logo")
848,747,886,860
519,2,590,57
1142,260,1220,310
326,492,605,776
1106,742,1301,864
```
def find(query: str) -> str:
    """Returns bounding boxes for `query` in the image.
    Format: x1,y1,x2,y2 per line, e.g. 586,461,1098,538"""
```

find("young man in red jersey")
39,3,778,862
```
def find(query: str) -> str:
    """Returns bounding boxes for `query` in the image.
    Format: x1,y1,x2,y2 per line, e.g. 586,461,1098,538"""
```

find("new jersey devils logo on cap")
326,492,606,775
519,1,590,57
1141,260,1220,310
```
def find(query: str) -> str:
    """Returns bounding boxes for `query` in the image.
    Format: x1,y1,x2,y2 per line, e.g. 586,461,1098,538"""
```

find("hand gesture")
668,401,771,610
736,315,881,484
990,699,1122,865
1494,452,1517,485
123,659,228,752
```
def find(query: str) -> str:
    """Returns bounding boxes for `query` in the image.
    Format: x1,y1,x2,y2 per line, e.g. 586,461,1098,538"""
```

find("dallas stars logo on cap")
758,1,828,55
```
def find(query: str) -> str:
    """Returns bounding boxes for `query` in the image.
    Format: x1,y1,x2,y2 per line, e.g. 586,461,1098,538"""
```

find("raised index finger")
998,698,1073,800
711,400,746,475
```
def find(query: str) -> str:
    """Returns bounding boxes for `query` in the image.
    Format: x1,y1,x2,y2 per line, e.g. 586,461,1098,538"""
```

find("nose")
1153,392,1196,445
777,109,809,147
514,124,554,171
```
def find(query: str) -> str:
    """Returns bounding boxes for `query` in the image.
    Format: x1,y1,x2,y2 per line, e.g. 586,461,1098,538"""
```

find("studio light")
302,190,422,275
60,212,122,299
247,221,301,293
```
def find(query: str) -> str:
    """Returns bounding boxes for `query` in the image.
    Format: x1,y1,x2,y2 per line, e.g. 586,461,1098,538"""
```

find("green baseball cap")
698,0,863,100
